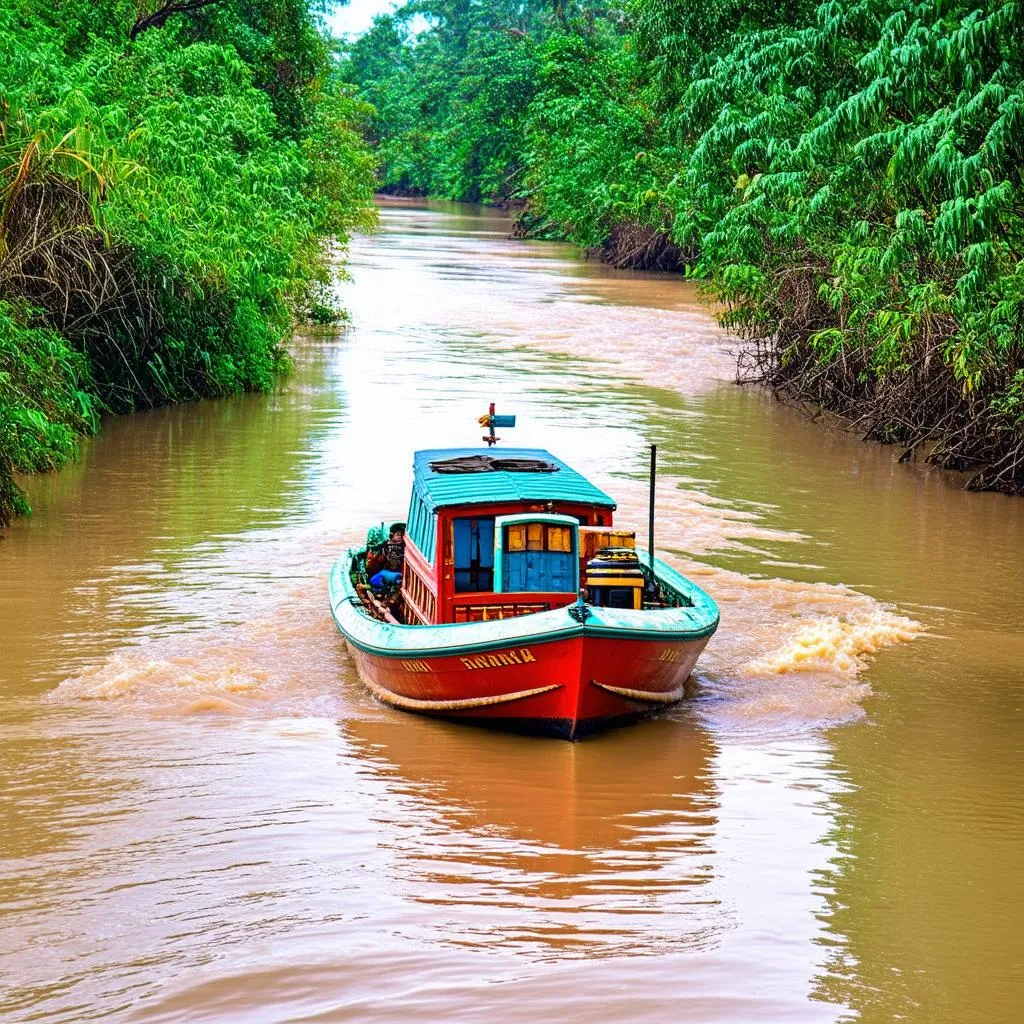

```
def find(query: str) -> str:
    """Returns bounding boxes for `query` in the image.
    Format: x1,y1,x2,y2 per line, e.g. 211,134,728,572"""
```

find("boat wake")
44,263,923,735
690,569,920,734
747,610,920,678
607,472,922,734
45,529,362,719
46,520,920,737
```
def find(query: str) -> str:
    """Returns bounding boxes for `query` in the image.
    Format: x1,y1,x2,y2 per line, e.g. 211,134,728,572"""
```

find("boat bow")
329,550,718,738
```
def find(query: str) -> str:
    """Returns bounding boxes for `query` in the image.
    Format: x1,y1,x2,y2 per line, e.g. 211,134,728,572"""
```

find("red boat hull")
345,632,708,739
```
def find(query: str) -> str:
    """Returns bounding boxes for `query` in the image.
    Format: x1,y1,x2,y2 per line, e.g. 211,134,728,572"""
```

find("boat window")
526,523,544,551
410,499,421,544
453,517,495,592
547,526,572,552
405,492,436,564
406,494,420,547
425,509,436,564
507,524,526,552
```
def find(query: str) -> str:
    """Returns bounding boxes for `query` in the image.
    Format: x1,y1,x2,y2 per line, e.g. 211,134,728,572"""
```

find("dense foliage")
345,0,551,201
346,0,1024,491
0,0,376,526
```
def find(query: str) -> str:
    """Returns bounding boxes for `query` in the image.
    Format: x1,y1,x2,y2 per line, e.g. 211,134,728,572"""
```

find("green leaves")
0,0,375,524
344,0,1024,487
0,302,98,524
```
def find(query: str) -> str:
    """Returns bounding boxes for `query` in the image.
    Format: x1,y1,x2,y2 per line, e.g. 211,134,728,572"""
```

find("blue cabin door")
502,522,576,593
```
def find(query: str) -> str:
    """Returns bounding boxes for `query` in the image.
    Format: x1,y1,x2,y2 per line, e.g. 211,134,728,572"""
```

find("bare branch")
129,0,224,42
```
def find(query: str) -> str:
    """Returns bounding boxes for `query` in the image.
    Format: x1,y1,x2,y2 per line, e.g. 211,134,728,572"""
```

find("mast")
648,444,656,574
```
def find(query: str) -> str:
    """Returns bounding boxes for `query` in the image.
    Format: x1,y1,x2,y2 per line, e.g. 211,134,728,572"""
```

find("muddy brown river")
1,199,1022,1023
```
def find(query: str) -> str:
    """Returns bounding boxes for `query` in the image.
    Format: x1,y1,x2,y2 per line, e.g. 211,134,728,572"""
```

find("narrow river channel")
2,200,1021,1023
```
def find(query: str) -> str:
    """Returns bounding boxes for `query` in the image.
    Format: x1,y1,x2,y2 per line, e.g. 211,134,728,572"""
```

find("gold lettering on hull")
403,649,538,673
459,648,537,670
657,648,682,663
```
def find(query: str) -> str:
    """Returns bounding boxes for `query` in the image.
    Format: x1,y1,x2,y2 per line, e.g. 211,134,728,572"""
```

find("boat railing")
638,561,691,609
452,601,554,623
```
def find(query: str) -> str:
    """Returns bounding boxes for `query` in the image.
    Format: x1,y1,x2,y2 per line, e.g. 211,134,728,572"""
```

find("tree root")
593,222,692,272
737,329,1024,495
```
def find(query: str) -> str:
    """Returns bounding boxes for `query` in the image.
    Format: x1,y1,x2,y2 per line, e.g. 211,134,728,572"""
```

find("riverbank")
344,0,1024,493
0,1,376,528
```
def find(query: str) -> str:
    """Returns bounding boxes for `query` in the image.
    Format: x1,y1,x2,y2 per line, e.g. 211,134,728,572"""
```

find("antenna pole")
648,444,656,574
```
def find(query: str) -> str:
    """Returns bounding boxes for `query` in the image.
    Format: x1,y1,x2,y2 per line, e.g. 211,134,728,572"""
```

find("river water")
1,200,1021,1023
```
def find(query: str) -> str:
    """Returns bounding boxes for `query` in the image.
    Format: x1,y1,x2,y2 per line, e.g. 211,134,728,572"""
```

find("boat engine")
585,547,645,610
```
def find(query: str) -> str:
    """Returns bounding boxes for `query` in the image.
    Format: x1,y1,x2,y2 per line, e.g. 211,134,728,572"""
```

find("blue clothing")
370,569,402,589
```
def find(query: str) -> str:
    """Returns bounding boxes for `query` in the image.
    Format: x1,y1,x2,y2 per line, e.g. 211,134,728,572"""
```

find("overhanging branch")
129,0,224,41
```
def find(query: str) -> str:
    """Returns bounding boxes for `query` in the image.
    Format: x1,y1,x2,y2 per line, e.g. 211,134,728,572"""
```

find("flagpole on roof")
479,403,516,446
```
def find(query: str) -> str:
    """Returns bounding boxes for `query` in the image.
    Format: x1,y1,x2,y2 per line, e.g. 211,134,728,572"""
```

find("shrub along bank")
0,0,376,526
345,0,1024,491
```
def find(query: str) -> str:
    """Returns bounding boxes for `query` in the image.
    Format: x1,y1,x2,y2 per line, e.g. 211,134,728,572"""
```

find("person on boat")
368,523,405,590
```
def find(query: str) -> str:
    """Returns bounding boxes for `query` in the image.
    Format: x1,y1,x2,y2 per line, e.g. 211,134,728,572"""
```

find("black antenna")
648,444,656,574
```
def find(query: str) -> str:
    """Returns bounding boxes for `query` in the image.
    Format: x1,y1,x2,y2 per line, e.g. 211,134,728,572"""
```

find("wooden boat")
329,446,719,739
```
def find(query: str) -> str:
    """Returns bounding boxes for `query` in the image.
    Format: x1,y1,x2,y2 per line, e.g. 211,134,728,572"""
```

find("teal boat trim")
329,548,719,661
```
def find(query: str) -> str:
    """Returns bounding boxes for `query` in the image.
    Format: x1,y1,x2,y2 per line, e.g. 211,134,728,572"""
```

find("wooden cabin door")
502,522,575,593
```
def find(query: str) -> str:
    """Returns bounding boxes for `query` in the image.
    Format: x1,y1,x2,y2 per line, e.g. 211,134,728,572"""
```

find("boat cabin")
401,449,620,625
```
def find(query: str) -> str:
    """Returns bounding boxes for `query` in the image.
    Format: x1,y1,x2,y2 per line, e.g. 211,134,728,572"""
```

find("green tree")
0,0,376,525
346,0,1024,491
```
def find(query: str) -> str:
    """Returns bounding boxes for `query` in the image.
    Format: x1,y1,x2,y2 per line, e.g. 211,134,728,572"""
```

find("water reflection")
341,712,722,957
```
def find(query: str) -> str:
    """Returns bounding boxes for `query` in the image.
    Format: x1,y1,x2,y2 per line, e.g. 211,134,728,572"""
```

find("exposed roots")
593,221,691,272
735,291,1024,495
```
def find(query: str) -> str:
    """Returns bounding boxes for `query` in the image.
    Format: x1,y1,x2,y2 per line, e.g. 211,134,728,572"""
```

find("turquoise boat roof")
413,448,616,512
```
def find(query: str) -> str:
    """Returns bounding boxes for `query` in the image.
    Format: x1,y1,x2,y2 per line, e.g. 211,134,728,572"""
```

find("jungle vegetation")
0,0,376,526
346,0,1024,491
